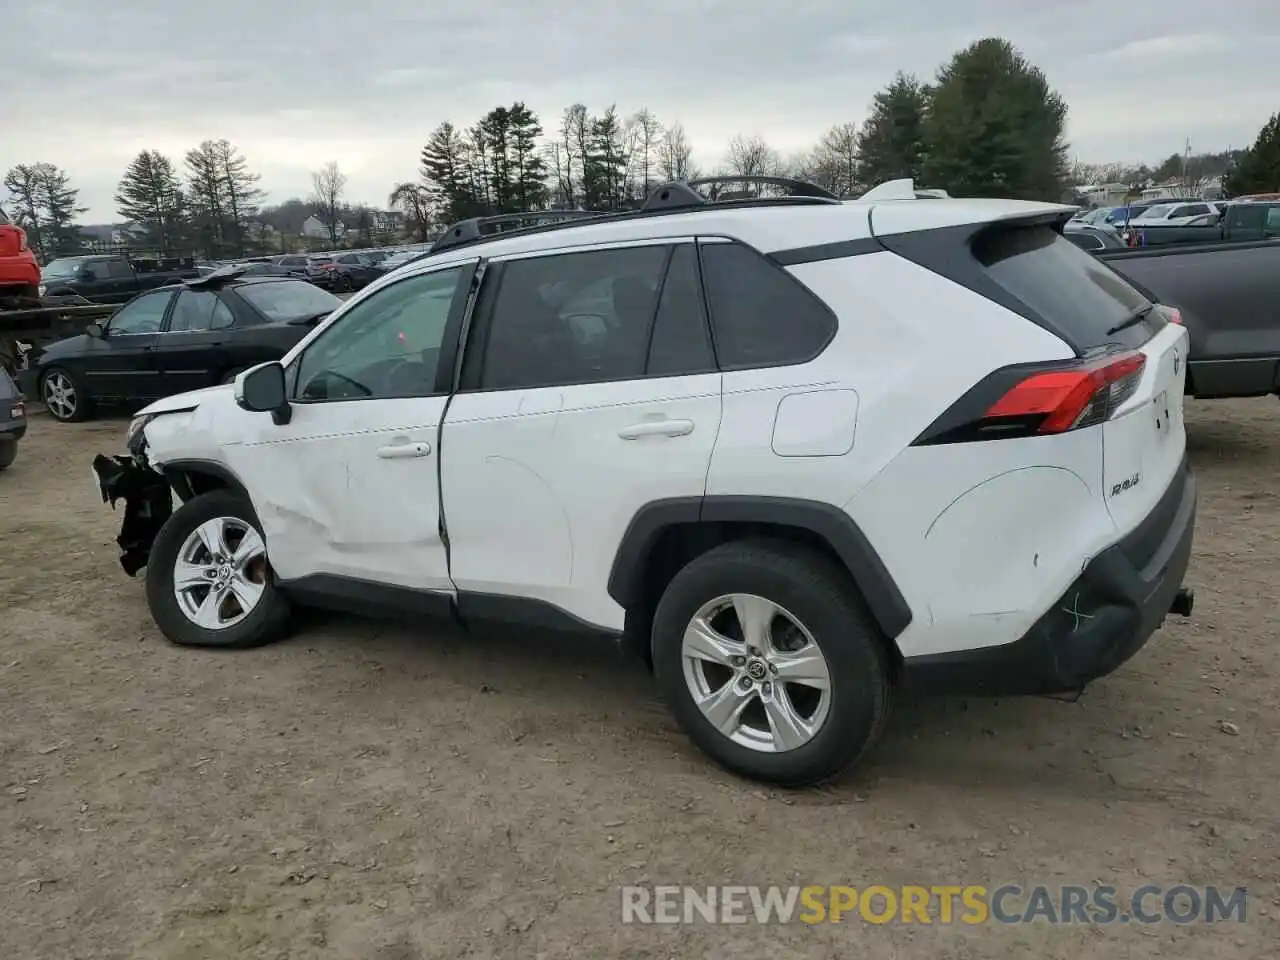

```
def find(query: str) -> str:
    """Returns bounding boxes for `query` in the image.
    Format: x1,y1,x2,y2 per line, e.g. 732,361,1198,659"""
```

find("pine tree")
420,121,482,222
185,141,229,257
507,102,548,211
1224,113,1280,196
921,38,1069,200
115,150,187,254
855,73,929,189
214,141,266,257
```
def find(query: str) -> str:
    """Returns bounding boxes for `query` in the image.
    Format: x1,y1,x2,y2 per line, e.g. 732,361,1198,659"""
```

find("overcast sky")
5,0,1278,221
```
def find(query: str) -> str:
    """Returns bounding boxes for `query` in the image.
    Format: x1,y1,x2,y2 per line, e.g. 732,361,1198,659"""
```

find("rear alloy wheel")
652,540,891,786
41,367,88,422
145,489,292,648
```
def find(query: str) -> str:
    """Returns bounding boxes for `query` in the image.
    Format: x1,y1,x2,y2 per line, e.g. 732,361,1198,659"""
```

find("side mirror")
235,361,292,425
86,322,104,338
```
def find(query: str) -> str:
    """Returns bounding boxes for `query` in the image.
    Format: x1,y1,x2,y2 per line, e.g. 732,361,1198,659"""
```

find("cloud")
1,0,1277,220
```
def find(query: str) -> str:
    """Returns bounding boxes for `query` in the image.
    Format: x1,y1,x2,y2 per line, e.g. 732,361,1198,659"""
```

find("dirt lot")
1,402,1276,959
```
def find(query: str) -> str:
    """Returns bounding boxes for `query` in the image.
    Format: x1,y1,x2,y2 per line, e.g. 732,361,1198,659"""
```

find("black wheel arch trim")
160,459,251,502
607,495,913,640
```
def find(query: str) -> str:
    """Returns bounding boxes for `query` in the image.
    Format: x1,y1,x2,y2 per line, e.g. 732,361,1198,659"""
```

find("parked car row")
23,272,344,422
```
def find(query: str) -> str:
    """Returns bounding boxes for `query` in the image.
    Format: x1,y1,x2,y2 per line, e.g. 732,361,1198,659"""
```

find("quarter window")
699,241,836,369
293,267,462,401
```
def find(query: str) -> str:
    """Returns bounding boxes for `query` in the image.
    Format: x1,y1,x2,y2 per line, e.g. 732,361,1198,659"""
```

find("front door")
83,288,173,400
441,240,723,632
155,288,237,393
221,261,476,596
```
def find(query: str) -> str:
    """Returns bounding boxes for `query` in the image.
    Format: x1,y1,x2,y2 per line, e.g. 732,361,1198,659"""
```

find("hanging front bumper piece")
92,453,173,576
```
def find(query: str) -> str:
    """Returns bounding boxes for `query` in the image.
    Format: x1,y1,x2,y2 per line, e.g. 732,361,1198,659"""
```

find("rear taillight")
914,350,1147,445
18,229,28,251
1166,307,1183,325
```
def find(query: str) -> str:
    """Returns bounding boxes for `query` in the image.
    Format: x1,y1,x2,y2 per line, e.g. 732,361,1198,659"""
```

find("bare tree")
807,122,860,197
724,134,784,181
628,108,664,199
657,121,696,181
310,161,346,245
560,104,590,208
388,182,432,242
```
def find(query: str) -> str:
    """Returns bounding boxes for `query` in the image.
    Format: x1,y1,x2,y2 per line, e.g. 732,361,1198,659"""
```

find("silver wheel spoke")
733,595,776,649
772,643,831,691
174,560,210,591
682,616,745,666
697,681,753,736
231,527,265,568
192,588,225,629
193,519,229,559
764,689,814,752
226,575,264,613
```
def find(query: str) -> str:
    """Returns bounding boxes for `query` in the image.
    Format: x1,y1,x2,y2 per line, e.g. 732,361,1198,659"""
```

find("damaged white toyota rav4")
93,177,1197,786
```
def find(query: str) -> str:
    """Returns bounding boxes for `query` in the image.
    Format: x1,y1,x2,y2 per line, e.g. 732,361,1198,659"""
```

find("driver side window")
109,290,173,335
293,266,463,402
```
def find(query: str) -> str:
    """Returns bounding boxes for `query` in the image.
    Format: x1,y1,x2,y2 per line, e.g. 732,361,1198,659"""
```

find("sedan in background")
0,366,25,470
376,249,426,273
29,273,342,422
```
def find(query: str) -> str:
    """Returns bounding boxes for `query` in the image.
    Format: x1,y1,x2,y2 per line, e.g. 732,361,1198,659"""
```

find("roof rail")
643,176,839,211
430,210,609,255
857,178,952,201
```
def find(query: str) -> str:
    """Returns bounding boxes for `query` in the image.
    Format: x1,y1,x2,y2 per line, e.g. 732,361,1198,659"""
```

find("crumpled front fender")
92,454,173,576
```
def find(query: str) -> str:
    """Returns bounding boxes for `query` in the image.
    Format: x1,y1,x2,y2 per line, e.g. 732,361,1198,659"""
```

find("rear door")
154,289,238,393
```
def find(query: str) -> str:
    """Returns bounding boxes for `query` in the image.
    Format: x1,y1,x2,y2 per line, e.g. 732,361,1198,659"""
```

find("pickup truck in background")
1121,200,1280,247
1099,237,1280,399
39,255,200,304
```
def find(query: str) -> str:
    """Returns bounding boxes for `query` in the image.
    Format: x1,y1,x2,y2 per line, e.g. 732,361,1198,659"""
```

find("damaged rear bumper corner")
92,453,173,576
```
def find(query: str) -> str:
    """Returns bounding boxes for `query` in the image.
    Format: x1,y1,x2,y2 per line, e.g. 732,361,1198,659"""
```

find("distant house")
369,209,406,234
301,215,345,240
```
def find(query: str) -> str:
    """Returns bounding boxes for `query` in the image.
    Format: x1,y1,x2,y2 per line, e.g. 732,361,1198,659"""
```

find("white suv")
93,178,1197,786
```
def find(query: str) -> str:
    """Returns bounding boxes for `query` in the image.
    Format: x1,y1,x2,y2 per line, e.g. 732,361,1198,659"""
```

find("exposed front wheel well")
620,520,904,681
164,463,249,503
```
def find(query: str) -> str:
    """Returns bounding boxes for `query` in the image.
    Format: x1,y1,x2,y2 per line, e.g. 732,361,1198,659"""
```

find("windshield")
235,280,342,322
41,258,86,278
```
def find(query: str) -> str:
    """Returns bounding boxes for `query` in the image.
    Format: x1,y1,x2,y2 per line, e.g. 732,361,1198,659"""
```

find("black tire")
651,539,891,787
0,439,15,471
40,366,91,422
145,489,292,649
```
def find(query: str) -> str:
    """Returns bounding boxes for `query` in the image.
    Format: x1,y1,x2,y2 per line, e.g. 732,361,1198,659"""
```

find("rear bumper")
903,454,1197,696
0,418,26,442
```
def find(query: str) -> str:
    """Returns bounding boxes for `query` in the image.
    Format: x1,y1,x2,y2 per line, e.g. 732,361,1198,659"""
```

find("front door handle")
377,441,432,459
617,418,695,440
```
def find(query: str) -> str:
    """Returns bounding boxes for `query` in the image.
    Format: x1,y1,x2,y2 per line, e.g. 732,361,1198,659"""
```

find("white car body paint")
131,191,1190,663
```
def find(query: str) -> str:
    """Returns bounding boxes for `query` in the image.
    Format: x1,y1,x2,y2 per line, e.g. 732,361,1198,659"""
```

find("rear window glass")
972,226,1153,349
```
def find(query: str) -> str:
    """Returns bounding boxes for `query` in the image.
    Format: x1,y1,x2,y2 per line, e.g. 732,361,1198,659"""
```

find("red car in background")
0,205,41,301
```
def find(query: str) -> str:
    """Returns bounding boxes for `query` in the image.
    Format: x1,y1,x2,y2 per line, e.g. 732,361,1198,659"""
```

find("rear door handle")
617,418,695,440
377,441,432,459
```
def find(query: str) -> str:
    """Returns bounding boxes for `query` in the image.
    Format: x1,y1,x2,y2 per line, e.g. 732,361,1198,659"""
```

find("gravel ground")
0,400,1276,959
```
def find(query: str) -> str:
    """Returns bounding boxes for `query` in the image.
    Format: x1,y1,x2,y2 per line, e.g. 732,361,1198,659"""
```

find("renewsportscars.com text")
620,884,1248,926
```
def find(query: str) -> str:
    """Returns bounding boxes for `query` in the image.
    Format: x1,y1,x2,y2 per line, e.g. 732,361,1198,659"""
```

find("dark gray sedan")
0,366,26,470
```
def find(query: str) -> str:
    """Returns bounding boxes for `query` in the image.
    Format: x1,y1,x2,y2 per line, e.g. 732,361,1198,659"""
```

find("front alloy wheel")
145,489,292,648
682,594,832,753
173,516,268,630
42,369,83,422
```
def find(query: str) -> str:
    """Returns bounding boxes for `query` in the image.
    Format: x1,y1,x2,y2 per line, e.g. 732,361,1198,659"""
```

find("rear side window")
972,226,1152,349
1066,232,1104,251
0,207,9,225
699,242,836,369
